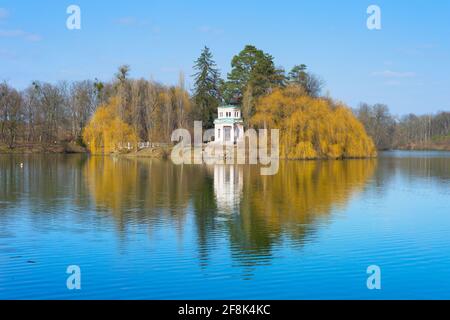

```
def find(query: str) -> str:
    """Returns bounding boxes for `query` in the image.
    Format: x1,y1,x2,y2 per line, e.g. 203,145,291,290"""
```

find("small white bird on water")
20,163,24,168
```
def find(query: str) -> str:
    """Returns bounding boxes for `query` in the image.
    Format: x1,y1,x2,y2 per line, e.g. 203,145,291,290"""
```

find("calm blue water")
1,151,450,299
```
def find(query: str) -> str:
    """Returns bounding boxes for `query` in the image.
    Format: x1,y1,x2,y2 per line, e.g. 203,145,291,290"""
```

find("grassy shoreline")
0,142,87,154
2,143,450,158
397,144,450,152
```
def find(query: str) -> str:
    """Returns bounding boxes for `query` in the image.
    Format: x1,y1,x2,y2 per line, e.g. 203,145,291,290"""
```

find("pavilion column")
230,127,235,144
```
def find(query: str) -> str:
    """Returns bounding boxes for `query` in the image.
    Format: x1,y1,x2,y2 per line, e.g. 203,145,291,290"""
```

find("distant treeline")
355,103,450,150
0,76,191,149
2,44,446,154
0,45,325,151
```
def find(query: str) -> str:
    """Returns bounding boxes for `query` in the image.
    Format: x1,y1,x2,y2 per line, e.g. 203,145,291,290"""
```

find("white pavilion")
214,105,244,144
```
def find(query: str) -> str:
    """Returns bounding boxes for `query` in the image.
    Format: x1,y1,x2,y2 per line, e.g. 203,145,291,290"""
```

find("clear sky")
1,0,449,115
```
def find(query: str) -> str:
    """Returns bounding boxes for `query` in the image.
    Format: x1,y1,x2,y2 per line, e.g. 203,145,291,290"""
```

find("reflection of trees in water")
84,157,224,263
0,153,446,276
3,154,448,272
0,154,92,239
226,160,377,271
0,154,90,214
373,154,450,194
396,156,450,181
84,157,212,232
1,155,377,273
59,156,378,271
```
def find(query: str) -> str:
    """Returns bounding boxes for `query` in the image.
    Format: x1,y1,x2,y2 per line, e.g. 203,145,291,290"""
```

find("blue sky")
0,0,449,115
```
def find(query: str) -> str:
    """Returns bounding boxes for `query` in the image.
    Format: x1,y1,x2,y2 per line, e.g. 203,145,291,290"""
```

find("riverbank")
3,142,450,156
0,142,87,154
122,145,378,161
397,138,450,152
122,146,172,159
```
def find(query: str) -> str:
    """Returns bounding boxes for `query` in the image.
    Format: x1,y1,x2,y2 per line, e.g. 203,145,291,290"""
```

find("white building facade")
214,105,244,144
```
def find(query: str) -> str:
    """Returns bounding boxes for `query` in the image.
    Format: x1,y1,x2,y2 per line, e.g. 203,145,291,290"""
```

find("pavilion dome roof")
219,105,241,109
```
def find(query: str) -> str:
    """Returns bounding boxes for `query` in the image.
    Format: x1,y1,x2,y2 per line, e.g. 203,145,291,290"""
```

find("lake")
1,151,450,299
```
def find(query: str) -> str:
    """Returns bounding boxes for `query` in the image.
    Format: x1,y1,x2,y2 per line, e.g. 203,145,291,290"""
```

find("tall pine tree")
288,64,324,97
223,45,283,104
222,45,284,123
192,46,222,128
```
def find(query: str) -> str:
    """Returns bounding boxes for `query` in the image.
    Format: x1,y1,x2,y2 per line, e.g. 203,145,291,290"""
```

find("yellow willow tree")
82,97,138,154
251,85,377,159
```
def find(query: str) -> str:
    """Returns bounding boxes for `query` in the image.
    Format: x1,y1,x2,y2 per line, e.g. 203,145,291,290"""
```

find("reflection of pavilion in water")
213,165,244,213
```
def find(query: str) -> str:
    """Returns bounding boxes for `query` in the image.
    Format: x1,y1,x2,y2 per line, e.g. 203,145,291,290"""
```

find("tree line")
0,45,325,151
0,74,191,149
3,44,445,154
355,103,450,150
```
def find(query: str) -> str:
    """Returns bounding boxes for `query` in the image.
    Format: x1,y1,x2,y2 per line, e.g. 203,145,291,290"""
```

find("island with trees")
1,45,448,157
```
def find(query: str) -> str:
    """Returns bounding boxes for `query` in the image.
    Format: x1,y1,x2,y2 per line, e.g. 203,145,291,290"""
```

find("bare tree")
0,83,23,148
355,103,396,150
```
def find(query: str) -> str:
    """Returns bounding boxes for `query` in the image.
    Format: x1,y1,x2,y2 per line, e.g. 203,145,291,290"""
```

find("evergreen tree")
288,64,308,86
223,45,282,105
288,64,324,97
192,46,222,128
